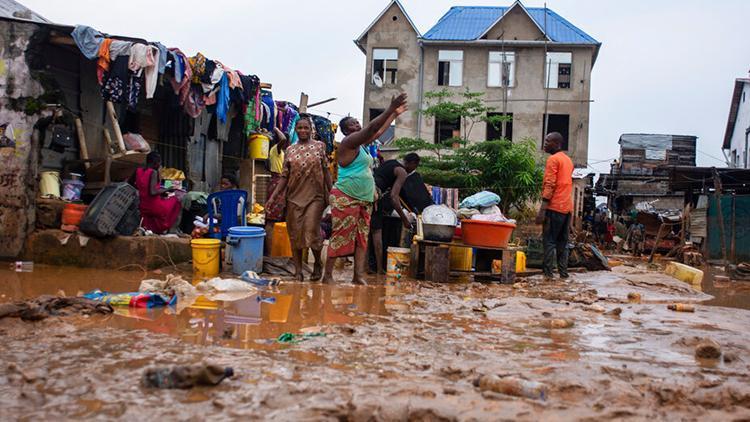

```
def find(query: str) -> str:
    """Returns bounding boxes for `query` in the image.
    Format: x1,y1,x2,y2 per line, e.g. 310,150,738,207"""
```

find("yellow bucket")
386,247,411,279
249,134,270,160
191,238,221,279
40,170,61,198
450,246,473,271
516,251,527,273
271,222,292,257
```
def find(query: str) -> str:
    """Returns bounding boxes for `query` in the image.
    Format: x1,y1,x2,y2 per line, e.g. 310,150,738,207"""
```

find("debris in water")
142,364,234,389
695,340,722,360
667,304,695,312
542,319,574,329
605,307,623,317
277,332,326,344
627,292,642,303
476,374,547,400
0,296,113,321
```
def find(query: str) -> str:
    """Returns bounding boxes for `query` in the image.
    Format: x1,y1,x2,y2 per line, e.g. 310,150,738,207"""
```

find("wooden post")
499,248,516,284
106,101,127,154
407,243,420,279
299,92,309,113
648,223,665,263
712,168,727,263
424,245,450,282
74,118,90,169
731,193,736,263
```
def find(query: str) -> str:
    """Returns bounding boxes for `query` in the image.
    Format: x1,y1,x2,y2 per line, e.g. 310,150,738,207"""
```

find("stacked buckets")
191,226,265,278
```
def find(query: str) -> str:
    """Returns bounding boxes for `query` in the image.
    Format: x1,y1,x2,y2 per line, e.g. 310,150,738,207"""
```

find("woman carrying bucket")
266,115,331,281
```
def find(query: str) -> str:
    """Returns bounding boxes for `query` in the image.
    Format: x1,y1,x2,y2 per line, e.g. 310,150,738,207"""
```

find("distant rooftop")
0,0,49,23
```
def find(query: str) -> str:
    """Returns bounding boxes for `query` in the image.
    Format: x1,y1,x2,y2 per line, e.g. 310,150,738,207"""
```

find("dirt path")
0,266,749,420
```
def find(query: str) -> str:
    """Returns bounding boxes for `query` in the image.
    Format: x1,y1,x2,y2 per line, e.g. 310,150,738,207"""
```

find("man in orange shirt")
535,132,574,279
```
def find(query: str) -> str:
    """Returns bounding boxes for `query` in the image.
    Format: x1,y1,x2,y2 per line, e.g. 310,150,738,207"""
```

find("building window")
544,52,572,89
486,112,513,141
438,50,463,87
731,149,737,167
369,108,385,123
488,52,515,87
435,116,460,144
542,114,570,150
372,48,398,87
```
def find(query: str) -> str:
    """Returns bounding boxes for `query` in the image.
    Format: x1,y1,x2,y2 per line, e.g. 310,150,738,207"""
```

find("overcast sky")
23,0,750,173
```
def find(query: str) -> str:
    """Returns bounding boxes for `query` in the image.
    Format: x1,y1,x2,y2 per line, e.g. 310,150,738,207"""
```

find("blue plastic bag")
459,191,501,209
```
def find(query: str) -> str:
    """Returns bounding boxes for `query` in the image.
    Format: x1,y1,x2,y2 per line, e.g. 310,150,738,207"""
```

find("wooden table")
408,239,520,284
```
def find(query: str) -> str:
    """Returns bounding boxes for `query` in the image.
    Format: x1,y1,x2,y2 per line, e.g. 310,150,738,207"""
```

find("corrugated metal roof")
422,5,598,44
0,0,48,23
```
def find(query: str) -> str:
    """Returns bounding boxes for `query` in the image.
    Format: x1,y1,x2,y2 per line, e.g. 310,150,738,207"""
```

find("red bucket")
460,220,516,248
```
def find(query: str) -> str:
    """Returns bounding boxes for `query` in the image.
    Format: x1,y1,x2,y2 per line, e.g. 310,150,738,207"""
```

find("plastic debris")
142,364,234,389
277,332,326,344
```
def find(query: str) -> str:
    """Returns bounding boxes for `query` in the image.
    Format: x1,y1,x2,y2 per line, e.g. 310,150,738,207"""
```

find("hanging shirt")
128,43,159,99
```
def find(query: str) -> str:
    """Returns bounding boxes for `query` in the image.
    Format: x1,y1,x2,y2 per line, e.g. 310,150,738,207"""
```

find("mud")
0,263,749,420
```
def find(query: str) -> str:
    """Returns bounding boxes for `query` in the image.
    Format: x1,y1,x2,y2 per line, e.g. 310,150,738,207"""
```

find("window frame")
437,50,463,87
544,52,573,89
487,52,516,88
372,48,399,86
542,114,570,151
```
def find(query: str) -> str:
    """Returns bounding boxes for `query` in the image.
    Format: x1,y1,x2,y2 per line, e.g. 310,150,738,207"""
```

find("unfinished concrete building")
355,0,601,167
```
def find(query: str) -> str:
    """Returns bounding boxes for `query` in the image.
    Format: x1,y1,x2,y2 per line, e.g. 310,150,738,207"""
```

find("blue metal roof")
422,6,598,44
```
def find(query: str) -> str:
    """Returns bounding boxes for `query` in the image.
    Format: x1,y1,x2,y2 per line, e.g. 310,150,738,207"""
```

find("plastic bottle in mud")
478,375,547,400
9,261,33,272
667,304,695,312
142,365,234,389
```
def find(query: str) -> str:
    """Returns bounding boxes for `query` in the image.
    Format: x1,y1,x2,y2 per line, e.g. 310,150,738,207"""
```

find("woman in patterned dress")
266,116,331,281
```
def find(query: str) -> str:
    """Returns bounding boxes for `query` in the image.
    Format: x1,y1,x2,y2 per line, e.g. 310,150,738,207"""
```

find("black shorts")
371,196,394,231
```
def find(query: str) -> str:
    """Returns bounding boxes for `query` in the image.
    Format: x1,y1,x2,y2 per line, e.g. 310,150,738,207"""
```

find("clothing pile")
72,25,263,124
456,191,516,224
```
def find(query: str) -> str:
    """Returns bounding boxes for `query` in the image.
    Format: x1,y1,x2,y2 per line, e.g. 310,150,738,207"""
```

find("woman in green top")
322,93,408,284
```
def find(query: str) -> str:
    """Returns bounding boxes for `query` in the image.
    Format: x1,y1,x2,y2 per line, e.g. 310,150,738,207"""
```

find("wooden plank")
424,245,450,282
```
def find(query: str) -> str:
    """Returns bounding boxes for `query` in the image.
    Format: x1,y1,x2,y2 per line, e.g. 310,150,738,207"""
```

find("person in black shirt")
371,153,421,273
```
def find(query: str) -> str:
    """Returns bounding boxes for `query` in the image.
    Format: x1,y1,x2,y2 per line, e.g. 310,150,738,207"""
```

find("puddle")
701,266,750,310
0,264,406,350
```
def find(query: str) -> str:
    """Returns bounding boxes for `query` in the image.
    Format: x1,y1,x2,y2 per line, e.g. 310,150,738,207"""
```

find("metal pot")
423,223,455,242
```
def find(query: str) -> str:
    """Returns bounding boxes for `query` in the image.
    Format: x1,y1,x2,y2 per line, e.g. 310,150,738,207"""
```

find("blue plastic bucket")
226,226,265,275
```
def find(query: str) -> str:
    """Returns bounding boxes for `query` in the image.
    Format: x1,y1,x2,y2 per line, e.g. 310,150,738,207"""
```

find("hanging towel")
128,43,159,99
216,73,230,124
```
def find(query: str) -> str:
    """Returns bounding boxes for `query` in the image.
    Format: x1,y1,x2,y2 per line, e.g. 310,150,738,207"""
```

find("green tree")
394,90,543,213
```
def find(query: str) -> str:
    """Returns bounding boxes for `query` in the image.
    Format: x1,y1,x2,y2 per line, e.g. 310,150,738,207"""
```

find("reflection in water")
0,265,403,350
701,266,750,310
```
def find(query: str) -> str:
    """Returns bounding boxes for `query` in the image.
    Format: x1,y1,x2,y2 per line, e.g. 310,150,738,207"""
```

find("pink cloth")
134,168,181,234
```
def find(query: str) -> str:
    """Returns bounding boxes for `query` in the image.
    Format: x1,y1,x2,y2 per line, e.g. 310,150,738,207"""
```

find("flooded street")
1,263,750,420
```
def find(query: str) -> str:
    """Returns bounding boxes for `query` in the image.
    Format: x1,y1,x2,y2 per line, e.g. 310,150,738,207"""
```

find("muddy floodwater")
1,262,749,420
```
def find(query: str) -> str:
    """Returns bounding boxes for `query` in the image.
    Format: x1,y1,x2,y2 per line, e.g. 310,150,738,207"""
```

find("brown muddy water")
0,263,749,420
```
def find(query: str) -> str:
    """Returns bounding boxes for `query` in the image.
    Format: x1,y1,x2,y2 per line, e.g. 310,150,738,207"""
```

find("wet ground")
1,262,749,420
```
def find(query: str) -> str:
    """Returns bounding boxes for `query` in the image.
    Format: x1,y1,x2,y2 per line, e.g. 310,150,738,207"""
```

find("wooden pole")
74,118,90,169
731,193,736,263
648,223,664,263
299,93,309,113
106,101,127,154
712,167,727,263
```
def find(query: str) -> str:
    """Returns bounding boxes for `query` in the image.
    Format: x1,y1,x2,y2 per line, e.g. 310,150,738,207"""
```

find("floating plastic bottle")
10,261,33,272
142,364,234,389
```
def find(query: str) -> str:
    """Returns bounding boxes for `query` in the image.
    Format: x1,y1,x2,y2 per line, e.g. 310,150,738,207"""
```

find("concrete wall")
0,19,46,258
728,82,750,168
416,44,593,167
483,6,545,41
361,2,421,140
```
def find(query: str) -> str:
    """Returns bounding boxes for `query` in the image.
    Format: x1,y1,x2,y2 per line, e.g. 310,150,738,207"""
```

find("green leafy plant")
395,90,543,213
